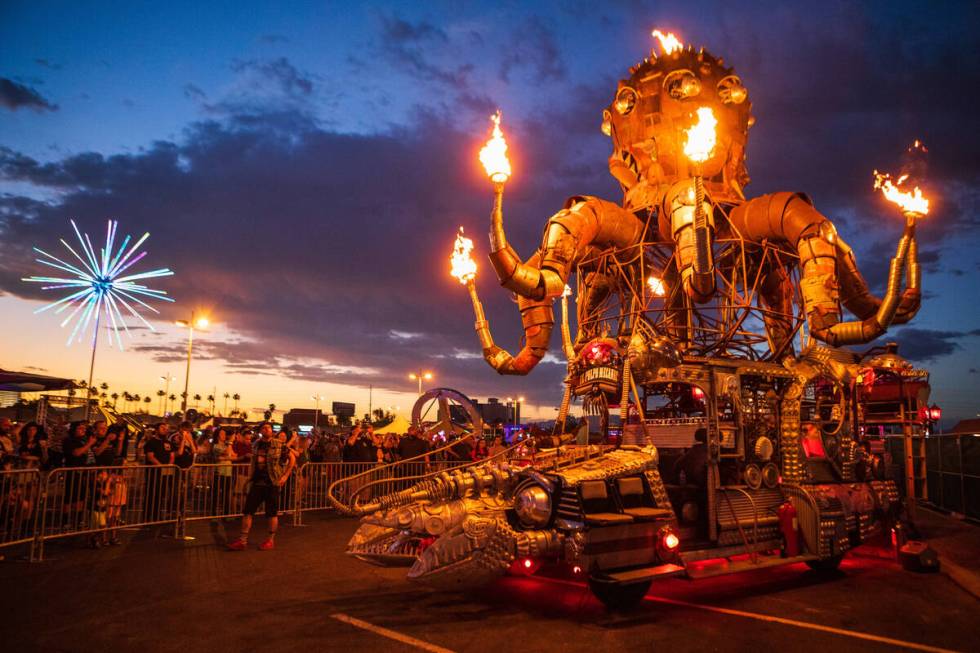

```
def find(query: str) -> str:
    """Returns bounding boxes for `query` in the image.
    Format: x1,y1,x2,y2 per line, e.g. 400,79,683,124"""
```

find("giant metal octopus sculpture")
464,33,923,376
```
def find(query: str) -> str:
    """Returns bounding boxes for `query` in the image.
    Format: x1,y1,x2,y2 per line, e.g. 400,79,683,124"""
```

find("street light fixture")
409,370,433,395
312,394,324,433
160,374,176,414
506,396,525,426
175,310,209,413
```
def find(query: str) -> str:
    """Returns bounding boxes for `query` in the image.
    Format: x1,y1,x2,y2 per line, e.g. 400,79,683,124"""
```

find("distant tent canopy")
374,414,412,434
0,369,75,392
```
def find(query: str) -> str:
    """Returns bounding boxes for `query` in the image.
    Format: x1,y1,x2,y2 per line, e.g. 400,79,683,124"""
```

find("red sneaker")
226,538,247,551
258,538,275,551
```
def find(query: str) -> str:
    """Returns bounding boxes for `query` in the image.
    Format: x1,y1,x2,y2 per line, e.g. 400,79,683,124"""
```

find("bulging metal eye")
615,87,637,115
664,69,701,100
718,75,748,104
601,109,612,136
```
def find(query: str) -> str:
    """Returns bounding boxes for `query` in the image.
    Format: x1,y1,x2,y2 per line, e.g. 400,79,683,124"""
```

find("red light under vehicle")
664,532,680,550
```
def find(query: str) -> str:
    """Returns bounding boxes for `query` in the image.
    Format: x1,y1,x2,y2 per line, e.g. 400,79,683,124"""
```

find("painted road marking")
539,577,961,653
331,613,456,653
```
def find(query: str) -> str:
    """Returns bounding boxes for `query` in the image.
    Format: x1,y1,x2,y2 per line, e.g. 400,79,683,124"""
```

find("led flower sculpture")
23,219,174,349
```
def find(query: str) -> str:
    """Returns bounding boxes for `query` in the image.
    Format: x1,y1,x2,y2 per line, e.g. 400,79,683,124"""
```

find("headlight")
514,485,552,527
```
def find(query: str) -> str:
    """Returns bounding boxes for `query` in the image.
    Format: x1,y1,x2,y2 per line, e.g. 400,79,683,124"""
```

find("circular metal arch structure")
411,387,484,439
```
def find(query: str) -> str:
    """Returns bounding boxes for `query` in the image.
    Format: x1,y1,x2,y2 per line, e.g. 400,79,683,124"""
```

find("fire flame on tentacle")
450,228,477,285
652,29,683,55
874,171,930,217
479,111,511,184
450,230,555,375
672,107,718,303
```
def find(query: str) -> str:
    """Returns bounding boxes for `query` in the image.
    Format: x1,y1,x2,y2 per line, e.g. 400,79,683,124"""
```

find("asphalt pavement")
1,512,978,652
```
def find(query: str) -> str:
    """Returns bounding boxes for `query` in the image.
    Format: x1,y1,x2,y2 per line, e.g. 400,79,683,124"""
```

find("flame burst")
450,227,477,285
684,107,717,164
874,171,929,216
479,111,512,183
647,276,666,297
652,29,683,55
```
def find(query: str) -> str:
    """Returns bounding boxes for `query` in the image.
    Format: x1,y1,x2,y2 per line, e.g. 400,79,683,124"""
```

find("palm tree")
100,391,108,406
223,392,230,414
233,393,240,412
157,389,165,414
133,394,141,411
264,403,277,420
193,393,202,408
207,394,215,414
143,396,152,412
122,392,132,411
111,392,119,408
100,381,109,393
168,394,177,412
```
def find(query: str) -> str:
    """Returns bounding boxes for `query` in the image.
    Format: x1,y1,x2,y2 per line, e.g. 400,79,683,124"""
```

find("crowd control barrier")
926,434,980,521
0,447,537,561
0,469,42,558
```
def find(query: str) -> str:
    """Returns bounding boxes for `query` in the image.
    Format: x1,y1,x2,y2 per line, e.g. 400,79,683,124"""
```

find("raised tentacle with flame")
451,232,555,375
728,190,922,347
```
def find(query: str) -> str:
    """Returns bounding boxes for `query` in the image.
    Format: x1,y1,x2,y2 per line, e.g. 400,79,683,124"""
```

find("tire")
588,577,652,610
806,554,844,572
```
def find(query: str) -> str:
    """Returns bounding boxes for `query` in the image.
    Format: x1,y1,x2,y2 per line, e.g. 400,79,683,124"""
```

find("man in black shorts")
227,422,296,551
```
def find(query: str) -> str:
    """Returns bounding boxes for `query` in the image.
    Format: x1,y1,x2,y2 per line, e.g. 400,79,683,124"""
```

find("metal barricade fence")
0,469,41,558
926,434,980,521
3,454,529,561
36,464,182,559
182,463,251,522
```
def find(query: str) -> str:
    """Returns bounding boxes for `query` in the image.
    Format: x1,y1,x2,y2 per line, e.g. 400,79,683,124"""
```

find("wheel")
588,577,652,610
806,554,844,572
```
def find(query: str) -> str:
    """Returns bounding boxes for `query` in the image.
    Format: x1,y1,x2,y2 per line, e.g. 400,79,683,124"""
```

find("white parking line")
331,613,456,653
643,595,961,653
539,577,961,653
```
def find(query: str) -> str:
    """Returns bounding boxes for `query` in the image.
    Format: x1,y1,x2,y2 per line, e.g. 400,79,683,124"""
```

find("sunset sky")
1,1,978,423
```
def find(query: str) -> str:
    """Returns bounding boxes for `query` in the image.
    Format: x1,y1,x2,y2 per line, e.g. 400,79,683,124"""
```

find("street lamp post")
312,394,324,433
176,311,209,413
409,370,433,395
506,396,525,427
160,373,176,414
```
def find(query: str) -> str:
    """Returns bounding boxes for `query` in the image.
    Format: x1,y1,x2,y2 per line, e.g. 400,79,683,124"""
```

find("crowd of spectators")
0,414,524,555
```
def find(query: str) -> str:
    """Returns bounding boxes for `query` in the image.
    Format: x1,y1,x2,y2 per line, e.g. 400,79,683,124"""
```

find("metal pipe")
467,280,554,375
815,216,915,346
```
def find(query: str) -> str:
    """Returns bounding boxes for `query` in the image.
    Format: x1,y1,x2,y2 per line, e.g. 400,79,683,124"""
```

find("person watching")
17,422,49,470
171,422,197,469
143,424,175,522
227,422,297,551
397,426,429,462
93,422,125,467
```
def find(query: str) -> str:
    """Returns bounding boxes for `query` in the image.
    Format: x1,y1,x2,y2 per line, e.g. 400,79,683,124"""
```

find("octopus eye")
718,75,748,104
601,109,612,136
615,87,637,115
664,69,701,100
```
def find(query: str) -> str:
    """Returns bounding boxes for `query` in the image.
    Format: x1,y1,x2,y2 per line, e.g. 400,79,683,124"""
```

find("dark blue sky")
1,1,978,422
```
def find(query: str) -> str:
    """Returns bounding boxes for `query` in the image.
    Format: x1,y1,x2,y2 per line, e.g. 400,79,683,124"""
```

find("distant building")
283,408,326,431
471,397,520,426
